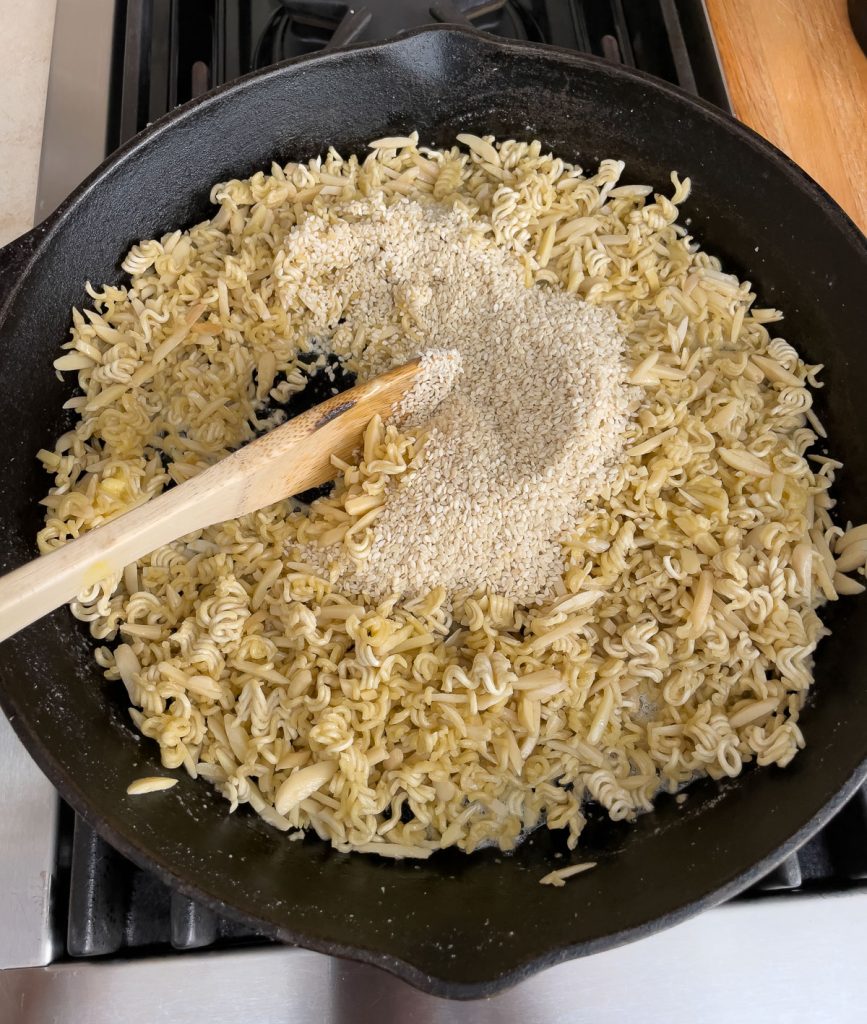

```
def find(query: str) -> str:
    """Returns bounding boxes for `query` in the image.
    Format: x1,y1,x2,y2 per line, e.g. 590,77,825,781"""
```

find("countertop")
707,0,867,233
0,0,56,246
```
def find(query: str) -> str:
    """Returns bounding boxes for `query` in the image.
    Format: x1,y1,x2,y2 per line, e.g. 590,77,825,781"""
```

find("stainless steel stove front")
2,890,867,1023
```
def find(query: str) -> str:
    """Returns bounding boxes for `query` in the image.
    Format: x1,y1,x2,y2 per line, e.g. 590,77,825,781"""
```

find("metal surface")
682,0,733,110
3,23,867,996
54,783,867,962
3,0,105,971
3,891,867,1022
32,1,733,225
0,715,58,969
0,0,77,969
5,0,860,1011
35,0,117,222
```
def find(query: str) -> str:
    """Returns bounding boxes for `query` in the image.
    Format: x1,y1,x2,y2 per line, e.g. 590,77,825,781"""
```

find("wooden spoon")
0,358,421,643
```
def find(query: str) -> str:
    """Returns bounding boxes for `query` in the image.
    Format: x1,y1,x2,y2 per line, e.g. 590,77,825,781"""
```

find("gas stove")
35,0,732,218
5,2,867,1021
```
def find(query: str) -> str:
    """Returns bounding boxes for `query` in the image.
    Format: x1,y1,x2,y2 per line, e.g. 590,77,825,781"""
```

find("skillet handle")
0,227,42,322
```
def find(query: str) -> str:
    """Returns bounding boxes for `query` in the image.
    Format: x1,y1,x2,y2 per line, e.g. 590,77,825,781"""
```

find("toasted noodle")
539,862,597,887
39,133,862,858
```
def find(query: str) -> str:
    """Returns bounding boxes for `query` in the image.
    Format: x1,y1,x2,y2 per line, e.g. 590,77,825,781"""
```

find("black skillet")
0,26,866,1000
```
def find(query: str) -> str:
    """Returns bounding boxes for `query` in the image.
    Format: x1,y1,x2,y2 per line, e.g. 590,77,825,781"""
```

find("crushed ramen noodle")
38,133,866,860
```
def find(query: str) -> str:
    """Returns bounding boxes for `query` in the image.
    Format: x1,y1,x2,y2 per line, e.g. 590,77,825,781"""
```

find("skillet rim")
0,24,866,1000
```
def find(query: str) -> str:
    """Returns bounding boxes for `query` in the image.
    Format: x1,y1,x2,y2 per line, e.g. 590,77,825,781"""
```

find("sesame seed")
286,195,631,603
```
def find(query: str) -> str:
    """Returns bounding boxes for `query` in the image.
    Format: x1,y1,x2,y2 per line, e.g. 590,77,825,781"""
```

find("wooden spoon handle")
0,471,220,643
0,358,421,643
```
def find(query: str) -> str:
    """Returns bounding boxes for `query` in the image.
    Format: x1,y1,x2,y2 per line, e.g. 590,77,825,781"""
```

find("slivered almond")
127,776,178,796
835,540,867,573
751,353,803,388
718,447,773,477
275,761,337,816
834,573,866,596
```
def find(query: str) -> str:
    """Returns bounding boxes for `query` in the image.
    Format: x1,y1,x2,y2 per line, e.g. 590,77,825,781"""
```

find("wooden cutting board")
706,0,867,233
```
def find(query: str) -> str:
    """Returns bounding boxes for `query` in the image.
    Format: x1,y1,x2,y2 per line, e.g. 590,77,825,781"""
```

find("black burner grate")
56,782,867,959
57,809,267,957
109,0,730,150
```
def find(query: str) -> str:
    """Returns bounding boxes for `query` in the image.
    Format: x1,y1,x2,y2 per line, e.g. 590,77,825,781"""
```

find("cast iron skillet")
0,26,866,1000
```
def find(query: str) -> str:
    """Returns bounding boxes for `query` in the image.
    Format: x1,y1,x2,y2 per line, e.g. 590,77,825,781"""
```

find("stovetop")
109,0,731,151
55,786,867,962
8,2,867,1021
36,0,731,219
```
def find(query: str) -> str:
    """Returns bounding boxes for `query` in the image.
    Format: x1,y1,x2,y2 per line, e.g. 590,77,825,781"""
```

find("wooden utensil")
0,358,421,643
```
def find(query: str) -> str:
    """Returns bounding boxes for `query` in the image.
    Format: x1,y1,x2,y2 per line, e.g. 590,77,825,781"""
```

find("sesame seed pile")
392,349,464,429
279,195,632,603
